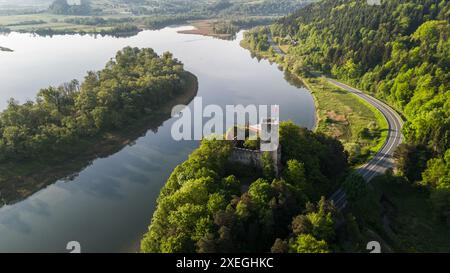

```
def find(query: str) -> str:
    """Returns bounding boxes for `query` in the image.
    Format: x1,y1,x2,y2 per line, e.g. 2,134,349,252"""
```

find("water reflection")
1,77,198,207
0,26,315,252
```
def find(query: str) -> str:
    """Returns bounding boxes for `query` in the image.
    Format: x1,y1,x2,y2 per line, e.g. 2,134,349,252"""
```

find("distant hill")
0,0,52,6
48,0,91,15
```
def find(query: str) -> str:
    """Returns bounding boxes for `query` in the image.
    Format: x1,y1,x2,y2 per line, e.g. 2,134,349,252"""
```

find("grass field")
304,76,388,159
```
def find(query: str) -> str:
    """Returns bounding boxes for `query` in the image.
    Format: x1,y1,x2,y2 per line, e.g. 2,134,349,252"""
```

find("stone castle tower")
228,118,281,176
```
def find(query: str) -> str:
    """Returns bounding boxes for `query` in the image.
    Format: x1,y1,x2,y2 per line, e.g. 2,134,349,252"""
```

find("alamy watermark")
170,97,279,151
367,241,381,253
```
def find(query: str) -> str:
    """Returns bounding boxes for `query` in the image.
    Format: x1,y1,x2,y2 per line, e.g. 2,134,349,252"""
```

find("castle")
226,118,281,176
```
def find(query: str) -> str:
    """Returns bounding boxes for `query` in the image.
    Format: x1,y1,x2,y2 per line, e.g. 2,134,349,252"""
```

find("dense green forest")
243,0,450,229
140,121,368,253
0,47,190,163
48,0,92,15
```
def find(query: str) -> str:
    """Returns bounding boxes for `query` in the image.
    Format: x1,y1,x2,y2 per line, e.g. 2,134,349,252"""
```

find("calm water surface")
0,26,315,252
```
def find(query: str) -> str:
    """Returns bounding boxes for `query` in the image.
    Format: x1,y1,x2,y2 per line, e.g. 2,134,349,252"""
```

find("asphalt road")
327,79,404,210
266,34,404,210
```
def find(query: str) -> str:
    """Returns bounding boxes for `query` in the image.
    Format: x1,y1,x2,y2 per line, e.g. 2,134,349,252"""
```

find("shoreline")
297,76,320,132
177,20,234,39
240,38,388,164
0,72,199,207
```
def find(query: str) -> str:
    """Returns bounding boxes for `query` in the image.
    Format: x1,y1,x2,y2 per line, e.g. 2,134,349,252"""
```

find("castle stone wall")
229,147,263,169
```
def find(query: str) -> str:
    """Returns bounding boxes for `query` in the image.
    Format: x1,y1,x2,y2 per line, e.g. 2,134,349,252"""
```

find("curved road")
267,34,404,210
327,79,404,210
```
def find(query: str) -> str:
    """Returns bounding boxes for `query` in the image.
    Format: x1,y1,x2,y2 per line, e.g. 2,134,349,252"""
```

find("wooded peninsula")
0,47,198,205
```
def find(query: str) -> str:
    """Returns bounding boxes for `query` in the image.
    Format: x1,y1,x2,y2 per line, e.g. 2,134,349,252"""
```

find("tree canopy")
243,0,450,228
141,121,349,253
0,47,189,163
246,0,449,157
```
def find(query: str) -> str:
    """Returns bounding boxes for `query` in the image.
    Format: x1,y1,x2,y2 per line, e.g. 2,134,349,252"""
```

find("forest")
139,121,374,253
0,1,317,36
0,47,189,165
48,0,92,15
243,0,450,230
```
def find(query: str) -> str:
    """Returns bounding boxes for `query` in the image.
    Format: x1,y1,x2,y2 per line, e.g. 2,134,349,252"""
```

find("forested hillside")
48,0,92,15
141,122,354,253
41,0,317,17
244,0,450,227
275,0,448,155
112,0,317,17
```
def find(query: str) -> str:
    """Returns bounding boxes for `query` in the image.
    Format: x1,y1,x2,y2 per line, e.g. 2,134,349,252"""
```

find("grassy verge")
304,76,388,164
0,72,198,207
177,20,234,39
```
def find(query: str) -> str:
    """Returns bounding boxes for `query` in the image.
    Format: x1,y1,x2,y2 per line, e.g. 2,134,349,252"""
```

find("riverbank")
240,39,388,165
0,13,272,38
0,13,184,37
0,72,198,207
177,18,274,40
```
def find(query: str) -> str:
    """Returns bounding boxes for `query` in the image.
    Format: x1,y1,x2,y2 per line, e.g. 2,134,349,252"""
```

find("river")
0,26,315,252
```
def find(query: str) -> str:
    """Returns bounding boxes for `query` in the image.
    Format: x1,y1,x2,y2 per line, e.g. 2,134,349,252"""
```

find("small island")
0,46,13,52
